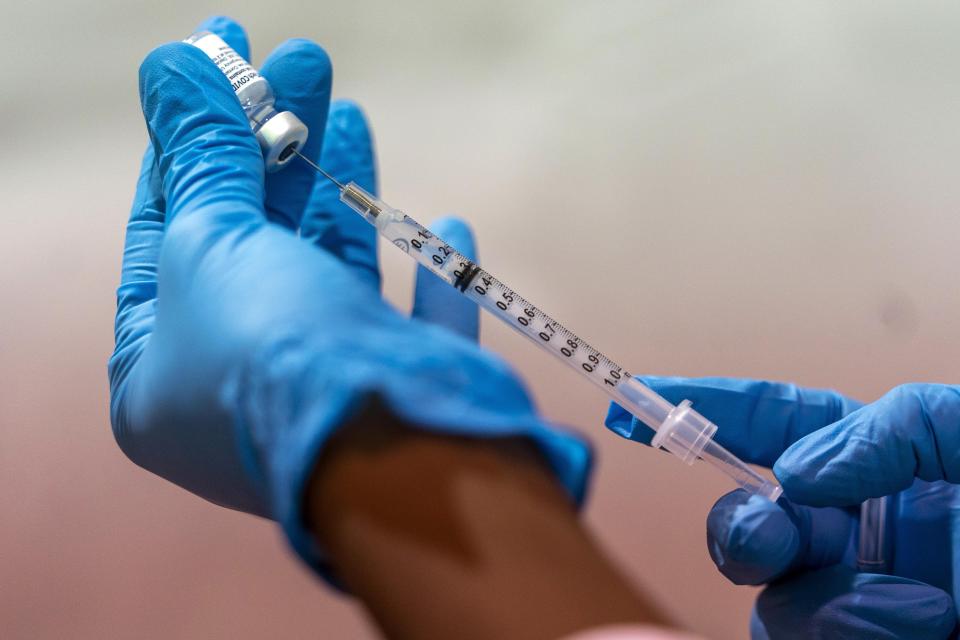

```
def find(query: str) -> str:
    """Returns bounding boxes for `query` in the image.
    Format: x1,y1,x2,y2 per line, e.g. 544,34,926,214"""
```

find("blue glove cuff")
226,323,593,584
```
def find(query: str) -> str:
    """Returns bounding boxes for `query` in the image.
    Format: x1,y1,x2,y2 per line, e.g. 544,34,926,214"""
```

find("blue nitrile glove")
606,378,960,639
109,16,591,578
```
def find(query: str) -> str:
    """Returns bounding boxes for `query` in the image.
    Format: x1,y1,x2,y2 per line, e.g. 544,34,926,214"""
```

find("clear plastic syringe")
296,151,781,501
182,30,779,498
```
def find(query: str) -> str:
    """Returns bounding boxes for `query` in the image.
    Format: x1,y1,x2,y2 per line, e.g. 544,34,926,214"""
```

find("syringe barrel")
184,31,308,171
607,376,675,431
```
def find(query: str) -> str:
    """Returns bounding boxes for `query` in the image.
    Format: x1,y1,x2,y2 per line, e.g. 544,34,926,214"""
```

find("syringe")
183,26,779,501
295,150,782,502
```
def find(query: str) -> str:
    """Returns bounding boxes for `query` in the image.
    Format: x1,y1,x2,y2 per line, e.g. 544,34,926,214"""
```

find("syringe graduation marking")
457,264,630,390
454,262,481,292
365,197,631,391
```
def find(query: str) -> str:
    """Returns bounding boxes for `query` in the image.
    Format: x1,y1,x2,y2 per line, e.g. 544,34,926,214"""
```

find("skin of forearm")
307,403,671,640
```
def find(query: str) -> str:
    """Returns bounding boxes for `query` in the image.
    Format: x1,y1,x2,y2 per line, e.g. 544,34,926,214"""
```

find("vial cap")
256,111,309,172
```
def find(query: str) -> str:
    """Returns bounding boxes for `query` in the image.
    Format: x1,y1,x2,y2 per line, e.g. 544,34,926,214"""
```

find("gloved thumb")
706,490,852,585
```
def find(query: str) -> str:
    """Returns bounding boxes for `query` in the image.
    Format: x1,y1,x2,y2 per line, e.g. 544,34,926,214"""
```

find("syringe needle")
294,149,345,190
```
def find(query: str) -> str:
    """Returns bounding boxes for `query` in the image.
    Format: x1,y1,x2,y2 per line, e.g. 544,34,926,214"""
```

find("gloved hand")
606,378,960,639
109,16,591,577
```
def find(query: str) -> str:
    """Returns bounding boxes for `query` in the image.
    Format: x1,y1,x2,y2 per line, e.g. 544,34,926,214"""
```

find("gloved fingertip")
773,393,927,508
320,99,376,193
327,99,373,146
603,402,630,428
268,37,332,65
707,490,800,585
771,457,817,504
773,435,864,508
195,15,250,60
429,216,477,263
261,38,333,103
258,38,334,230
603,402,654,444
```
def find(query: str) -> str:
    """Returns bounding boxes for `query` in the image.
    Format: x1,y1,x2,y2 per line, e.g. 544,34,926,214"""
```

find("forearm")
307,403,671,640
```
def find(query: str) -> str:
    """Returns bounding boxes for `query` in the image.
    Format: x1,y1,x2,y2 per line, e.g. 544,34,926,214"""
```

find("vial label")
189,33,259,94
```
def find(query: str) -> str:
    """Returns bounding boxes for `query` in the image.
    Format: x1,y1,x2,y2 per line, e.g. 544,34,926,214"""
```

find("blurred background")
2,1,959,637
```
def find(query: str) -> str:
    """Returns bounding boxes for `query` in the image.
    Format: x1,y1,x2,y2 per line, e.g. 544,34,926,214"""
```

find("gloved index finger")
605,376,862,468
139,41,265,227
776,383,960,507
260,38,333,230
195,15,250,60
300,99,379,289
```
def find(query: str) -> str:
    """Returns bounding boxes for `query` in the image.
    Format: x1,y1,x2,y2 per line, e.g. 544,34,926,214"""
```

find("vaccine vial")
184,31,308,172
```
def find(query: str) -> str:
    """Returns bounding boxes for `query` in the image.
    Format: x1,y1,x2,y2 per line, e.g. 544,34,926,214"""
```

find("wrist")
228,324,592,579
308,403,671,640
